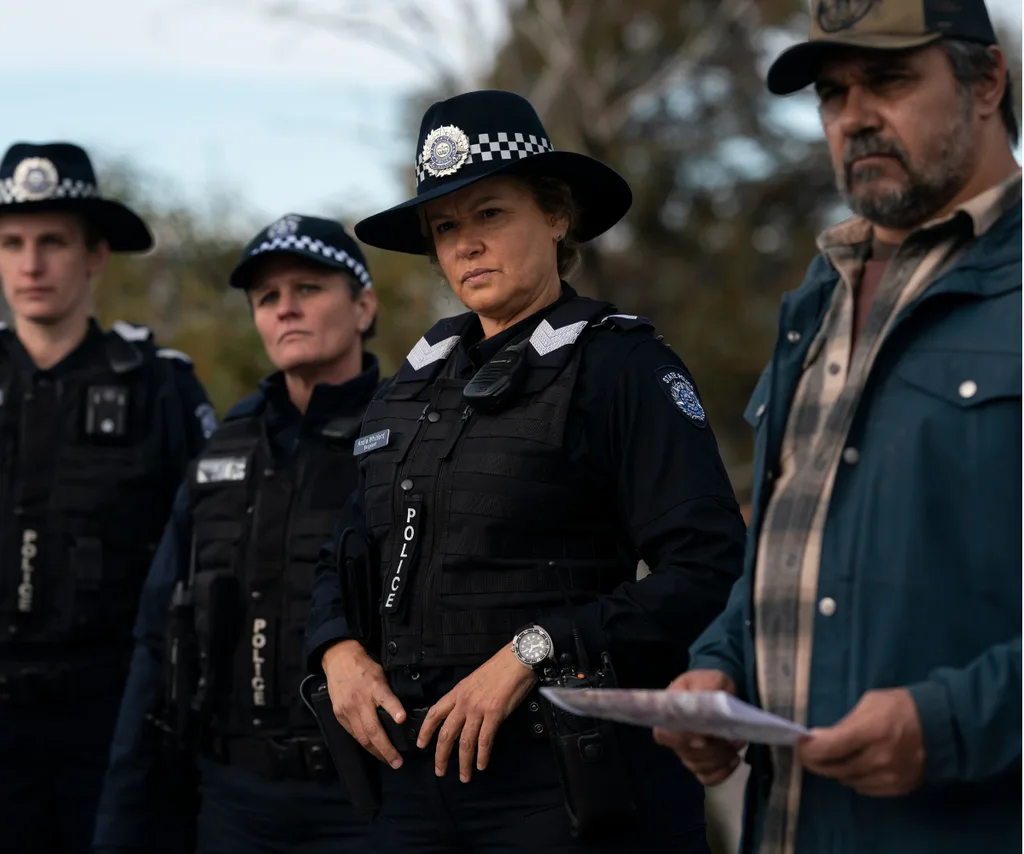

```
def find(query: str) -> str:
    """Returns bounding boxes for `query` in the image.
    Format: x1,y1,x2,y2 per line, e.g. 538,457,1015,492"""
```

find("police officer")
93,215,379,854
307,90,747,852
0,142,213,852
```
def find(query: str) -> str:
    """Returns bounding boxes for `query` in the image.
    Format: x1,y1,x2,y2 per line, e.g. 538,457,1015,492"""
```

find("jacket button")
841,447,860,465
958,380,978,399
252,718,262,728
818,597,837,617
251,590,262,600
786,330,801,344
755,403,766,418
400,479,414,491
427,411,441,423
386,641,398,656
263,468,275,478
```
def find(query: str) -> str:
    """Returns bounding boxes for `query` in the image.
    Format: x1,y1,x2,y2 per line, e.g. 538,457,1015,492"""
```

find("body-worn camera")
537,651,638,839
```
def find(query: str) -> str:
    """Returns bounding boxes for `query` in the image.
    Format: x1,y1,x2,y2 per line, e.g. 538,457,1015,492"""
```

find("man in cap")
0,142,213,852
93,214,378,854
656,2,1021,853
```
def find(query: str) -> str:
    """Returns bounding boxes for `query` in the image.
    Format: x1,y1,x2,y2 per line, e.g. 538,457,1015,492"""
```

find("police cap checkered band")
354,89,633,255
0,141,152,252
230,214,373,290
415,132,554,187
768,0,999,95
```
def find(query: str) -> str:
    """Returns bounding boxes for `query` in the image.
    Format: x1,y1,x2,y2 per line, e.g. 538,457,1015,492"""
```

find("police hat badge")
12,158,59,202
267,214,301,240
421,125,471,178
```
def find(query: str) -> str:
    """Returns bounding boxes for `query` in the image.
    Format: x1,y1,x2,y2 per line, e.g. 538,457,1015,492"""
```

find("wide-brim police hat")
229,214,373,291
0,142,152,252
354,90,632,255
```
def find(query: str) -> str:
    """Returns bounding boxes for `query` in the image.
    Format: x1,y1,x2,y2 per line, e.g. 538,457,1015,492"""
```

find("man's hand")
653,669,745,786
416,645,537,783
322,639,407,769
796,688,925,797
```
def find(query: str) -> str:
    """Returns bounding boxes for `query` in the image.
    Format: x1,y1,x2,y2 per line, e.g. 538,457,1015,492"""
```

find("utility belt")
205,733,336,783
0,655,128,710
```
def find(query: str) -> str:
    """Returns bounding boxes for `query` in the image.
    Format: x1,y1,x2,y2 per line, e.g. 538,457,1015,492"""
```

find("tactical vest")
188,403,364,738
0,325,179,657
359,296,647,671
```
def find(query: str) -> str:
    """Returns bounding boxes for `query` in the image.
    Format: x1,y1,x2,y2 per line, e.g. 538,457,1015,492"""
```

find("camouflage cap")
767,0,999,95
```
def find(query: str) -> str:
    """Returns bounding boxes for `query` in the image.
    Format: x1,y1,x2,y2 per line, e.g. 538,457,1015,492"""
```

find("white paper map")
539,688,809,747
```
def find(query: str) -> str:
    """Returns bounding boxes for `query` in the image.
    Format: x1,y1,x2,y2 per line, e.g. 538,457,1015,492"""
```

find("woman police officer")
307,90,746,852
94,216,379,854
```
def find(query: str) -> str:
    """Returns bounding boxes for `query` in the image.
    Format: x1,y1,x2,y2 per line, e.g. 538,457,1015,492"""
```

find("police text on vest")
18,529,38,613
252,617,268,706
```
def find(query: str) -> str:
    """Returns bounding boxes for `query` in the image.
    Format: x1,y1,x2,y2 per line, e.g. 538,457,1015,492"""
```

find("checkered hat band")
0,178,100,204
249,235,373,290
416,132,554,185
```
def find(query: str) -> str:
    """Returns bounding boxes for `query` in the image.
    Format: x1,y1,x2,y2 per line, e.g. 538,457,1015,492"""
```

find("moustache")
843,135,909,175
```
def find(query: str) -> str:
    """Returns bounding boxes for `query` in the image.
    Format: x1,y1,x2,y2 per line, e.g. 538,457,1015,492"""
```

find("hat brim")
0,197,153,252
767,33,941,95
229,248,349,290
354,151,632,255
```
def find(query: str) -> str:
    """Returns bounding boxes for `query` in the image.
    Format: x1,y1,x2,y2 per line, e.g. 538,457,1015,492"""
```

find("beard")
836,96,975,229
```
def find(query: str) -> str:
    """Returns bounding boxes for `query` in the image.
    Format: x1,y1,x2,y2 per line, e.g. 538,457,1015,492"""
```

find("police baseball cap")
767,0,1000,95
229,214,373,291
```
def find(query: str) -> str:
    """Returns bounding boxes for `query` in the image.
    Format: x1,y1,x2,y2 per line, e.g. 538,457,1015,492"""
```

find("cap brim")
767,33,941,95
229,248,349,290
354,151,632,255
0,197,153,252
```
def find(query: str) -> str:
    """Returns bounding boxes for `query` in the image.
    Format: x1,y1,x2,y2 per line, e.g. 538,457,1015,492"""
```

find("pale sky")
3,0,1021,233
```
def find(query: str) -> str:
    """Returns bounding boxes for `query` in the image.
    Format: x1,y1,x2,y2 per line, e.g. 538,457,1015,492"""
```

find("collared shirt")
753,170,1023,854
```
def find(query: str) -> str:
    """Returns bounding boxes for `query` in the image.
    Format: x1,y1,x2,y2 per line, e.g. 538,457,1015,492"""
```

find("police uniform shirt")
92,354,380,851
307,286,747,701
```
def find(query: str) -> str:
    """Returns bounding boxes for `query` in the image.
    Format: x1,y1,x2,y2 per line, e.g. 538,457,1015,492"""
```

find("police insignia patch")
656,366,707,427
267,214,301,240
195,403,218,439
12,157,59,202
421,125,470,178
816,0,878,34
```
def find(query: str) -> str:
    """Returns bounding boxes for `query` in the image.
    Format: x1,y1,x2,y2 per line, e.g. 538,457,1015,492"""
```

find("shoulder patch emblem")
655,366,707,428
195,402,217,439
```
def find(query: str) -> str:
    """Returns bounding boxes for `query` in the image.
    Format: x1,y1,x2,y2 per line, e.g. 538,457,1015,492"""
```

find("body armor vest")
0,327,177,660
359,296,647,671
188,403,364,739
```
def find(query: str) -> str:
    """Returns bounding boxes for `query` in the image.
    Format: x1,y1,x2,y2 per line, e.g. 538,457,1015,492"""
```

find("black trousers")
196,756,371,854
0,687,122,854
370,716,710,854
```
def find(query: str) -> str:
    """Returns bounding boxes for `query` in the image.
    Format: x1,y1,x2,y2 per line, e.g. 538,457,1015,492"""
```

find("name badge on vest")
354,429,390,456
382,494,421,614
196,456,248,484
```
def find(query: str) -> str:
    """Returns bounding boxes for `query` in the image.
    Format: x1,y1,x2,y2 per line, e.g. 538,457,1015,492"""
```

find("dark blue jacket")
689,203,1022,853
92,361,379,853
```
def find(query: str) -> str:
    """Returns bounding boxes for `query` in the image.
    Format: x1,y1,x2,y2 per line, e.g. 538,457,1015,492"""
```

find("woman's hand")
416,645,538,782
322,639,407,768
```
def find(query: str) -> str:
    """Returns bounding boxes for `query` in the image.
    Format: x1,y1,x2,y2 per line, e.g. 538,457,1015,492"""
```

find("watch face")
517,629,550,665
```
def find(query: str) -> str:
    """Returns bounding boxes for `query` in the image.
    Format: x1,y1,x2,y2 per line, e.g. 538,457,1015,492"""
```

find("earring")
555,233,563,242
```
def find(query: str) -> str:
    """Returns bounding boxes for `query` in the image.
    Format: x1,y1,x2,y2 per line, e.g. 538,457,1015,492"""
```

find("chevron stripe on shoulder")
406,335,460,371
156,347,193,364
112,320,153,342
529,319,589,356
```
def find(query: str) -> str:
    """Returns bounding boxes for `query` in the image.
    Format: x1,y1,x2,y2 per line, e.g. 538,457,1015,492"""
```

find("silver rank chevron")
529,320,589,357
405,335,460,371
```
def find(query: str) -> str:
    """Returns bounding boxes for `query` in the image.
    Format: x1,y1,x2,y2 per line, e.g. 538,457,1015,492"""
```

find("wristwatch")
511,624,554,670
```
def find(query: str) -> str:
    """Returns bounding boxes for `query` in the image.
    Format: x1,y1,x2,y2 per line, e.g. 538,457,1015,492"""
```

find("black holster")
157,579,200,750
337,526,378,651
300,675,382,815
538,653,638,839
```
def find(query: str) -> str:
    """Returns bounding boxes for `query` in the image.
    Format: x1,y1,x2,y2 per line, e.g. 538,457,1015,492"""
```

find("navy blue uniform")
0,319,212,854
306,288,747,853
94,359,380,854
